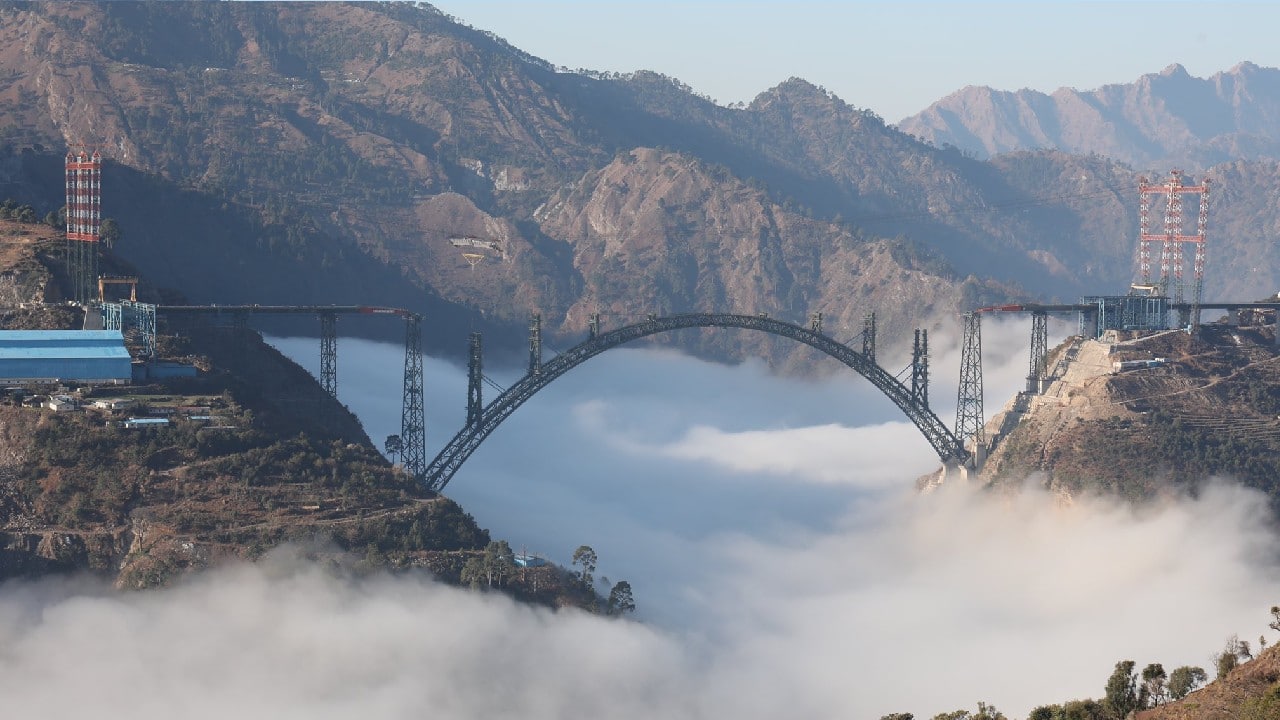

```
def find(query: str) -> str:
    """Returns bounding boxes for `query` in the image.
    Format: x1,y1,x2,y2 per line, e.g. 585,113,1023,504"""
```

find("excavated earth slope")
971,319,1280,505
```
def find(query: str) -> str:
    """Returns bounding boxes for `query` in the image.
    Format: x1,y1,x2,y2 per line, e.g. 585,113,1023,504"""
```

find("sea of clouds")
1,316,1276,719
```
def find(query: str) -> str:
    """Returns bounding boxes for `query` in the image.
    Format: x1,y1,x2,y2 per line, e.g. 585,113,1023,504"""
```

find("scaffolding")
101,301,157,359
1080,295,1169,337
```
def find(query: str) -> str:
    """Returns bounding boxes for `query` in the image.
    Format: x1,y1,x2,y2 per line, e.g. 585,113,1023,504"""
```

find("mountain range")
899,62,1280,170
0,2,1278,364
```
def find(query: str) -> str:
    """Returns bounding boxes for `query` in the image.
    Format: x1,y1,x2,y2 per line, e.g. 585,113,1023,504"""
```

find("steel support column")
911,328,929,408
101,303,122,331
810,312,823,335
401,314,426,485
1028,311,1047,393
588,313,600,340
862,312,876,363
955,312,985,451
528,312,542,376
319,311,337,398
467,331,483,427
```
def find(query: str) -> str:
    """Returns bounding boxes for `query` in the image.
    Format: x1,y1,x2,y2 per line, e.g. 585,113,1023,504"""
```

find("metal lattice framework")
467,331,483,427
910,328,929,407
1029,311,1047,386
1138,171,1210,328
319,312,337,398
955,312,985,449
65,150,102,305
424,313,968,492
102,301,157,358
528,312,542,375
401,314,426,483
862,312,877,363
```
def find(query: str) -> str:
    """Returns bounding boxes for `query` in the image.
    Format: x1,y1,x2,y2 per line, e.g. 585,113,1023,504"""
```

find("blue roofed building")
0,330,132,384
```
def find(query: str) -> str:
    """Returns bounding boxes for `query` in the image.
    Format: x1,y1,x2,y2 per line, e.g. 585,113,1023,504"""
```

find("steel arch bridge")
424,313,968,493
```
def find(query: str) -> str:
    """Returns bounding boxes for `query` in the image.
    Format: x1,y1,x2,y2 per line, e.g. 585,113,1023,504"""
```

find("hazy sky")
429,1,1280,122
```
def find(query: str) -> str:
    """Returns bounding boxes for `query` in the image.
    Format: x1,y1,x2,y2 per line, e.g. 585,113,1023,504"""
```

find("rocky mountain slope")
973,319,1280,508
0,216,594,609
0,1,1223,365
0,3,1277,370
899,62,1280,170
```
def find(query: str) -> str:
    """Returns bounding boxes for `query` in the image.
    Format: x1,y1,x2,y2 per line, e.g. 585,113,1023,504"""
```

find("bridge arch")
424,313,967,492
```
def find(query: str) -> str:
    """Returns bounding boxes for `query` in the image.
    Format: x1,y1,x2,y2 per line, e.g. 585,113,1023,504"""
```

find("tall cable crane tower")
65,148,102,304
1138,170,1210,328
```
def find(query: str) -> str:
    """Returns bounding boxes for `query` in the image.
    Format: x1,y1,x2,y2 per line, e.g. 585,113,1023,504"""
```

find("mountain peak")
762,77,826,100
1159,62,1190,78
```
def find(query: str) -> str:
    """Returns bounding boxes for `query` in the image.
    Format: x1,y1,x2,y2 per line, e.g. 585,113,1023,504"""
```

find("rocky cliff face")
534,147,1013,358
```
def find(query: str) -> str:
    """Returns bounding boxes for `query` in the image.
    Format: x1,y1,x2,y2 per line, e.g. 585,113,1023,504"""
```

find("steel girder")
424,313,968,493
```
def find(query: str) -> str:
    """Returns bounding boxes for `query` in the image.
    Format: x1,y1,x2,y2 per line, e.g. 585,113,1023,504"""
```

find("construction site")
944,171,1280,501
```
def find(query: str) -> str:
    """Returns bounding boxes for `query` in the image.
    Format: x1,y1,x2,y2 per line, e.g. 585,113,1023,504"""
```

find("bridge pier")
911,328,929,407
955,311,985,450
1026,311,1047,394
319,311,337,398
862,312,876,362
400,314,426,486
528,312,542,376
467,331,483,426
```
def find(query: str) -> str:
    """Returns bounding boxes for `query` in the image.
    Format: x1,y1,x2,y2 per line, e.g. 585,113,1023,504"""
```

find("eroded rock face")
968,323,1280,505
535,148,1012,365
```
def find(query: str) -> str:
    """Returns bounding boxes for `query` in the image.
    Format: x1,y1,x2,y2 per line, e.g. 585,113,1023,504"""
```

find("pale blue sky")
430,1,1280,122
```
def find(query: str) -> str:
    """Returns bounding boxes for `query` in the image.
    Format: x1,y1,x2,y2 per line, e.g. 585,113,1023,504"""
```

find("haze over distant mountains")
898,62,1280,170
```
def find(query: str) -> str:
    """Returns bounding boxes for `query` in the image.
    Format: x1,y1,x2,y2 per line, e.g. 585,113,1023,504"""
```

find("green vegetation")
1167,666,1207,701
606,580,635,616
571,544,597,589
0,196,41,221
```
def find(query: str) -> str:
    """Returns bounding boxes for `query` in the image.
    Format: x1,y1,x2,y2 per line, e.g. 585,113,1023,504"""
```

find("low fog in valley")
1,319,1276,718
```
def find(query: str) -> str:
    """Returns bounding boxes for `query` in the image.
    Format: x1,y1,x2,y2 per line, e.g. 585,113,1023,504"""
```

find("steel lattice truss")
954,312,985,449
1029,311,1047,381
400,314,426,483
424,313,968,493
319,312,337,398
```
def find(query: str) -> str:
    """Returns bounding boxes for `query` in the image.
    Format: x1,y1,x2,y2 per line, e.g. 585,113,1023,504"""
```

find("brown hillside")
0,217,495,589
0,1,1194,362
976,320,1280,506
1137,644,1280,720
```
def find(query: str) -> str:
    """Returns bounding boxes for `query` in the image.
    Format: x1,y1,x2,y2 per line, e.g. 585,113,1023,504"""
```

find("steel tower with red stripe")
65,149,102,304
1137,170,1210,328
